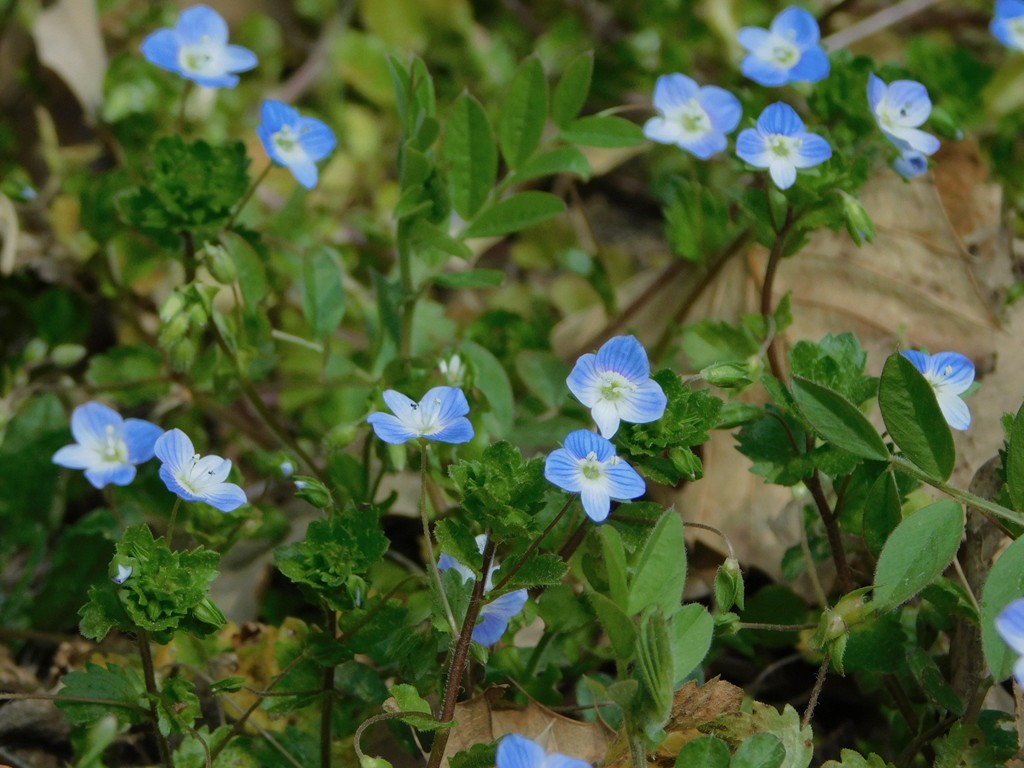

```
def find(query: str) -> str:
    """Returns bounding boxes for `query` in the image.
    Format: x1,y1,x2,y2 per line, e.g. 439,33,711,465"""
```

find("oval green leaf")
791,377,889,462
560,115,645,147
981,535,1024,681
462,191,565,239
499,57,548,169
444,93,496,219
878,353,955,481
552,51,594,128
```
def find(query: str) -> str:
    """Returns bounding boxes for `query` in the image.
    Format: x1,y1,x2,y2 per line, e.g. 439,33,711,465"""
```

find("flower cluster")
53,402,247,512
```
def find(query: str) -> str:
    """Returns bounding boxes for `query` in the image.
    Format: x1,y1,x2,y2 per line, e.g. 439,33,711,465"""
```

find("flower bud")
701,360,755,389
204,243,237,284
839,191,875,246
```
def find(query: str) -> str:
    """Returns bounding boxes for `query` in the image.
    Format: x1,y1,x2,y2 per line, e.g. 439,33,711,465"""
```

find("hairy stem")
138,630,173,768
493,497,575,593
320,608,337,768
891,455,1024,526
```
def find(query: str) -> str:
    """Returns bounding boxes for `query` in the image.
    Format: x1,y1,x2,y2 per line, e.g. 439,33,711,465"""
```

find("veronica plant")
154,429,247,512
901,350,975,430
992,0,1024,51
737,6,830,86
257,100,337,189
642,74,742,159
736,102,832,189
545,430,645,522
140,4,257,88
496,734,590,768
367,387,474,444
867,74,940,158
52,402,163,489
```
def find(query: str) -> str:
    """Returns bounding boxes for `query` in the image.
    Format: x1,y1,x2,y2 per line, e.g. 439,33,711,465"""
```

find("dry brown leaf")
31,0,107,117
440,686,612,764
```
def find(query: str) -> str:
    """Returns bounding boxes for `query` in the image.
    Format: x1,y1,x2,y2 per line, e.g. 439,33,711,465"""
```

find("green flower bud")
701,360,755,389
714,557,745,612
840,191,875,246
294,476,333,509
203,243,237,284
192,597,227,629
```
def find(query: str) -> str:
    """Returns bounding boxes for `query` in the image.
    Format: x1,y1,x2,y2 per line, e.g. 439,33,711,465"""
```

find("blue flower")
901,350,974,431
496,734,591,768
735,102,832,189
567,335,667,439
545,430,645,523
643,74,742,159
438,535,528,646
140,5,258,88
867,74,940,157
992,0,1024,51
112,564,133,585
997,598,1024,684
367,387,474,445
893,149,929,179
737,7,830,86
154,429,247,512
52,402,163,489
257,100,337,190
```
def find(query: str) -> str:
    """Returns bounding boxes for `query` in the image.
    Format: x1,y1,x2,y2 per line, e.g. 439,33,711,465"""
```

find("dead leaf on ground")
440,686,612,764
31,0,107,118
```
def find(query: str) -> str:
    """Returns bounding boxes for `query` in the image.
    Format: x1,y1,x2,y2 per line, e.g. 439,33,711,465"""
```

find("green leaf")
499,57,548,169
511,146,591,184
588,591,637,659
462,191,566,239
670,603,714,684
560,115,645,147
450,743,498,768
303,246,346,338
449,441,548,537
444,93,497,219
461,339,514,435
635,611,674,731
502,552,568,589
821,750,896,768
675,736,731,768
704,702,812,768
879,353,956,481
1006,401,1024,512
873,499,964,610
790,333,876,405
628,512,686,616
222,231,268,305
514,350,569,409
733,734,787,768
433,268,505,288
981,535,1024,681
863,470,902,556
600,525,629,611
56,662,147,726
407,217,473,261
386,684,443,731
434,518,483,577
552,51,594,128
791,377,889,462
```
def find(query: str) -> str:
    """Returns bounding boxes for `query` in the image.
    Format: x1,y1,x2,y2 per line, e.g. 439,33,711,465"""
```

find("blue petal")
616,378,668,425
428,417,475,444
85,464,136,489
427,386,471,421
771,7,820,47
736,26,771,53
71,402,122,449
735,129,770,167
257,124,283,166
566,353,600,406
140,29,181,73
883,80,932,126
201,482,248,512
997,599,1024,655
155,429,196,475
222,44,258,74
580,485,611,522
867,73,887,112
176,5,229,45
367,413,418,444
757,103,805,136
382,389,419,425
652,73,699,111
160,464,204,502
699,87,742,132
929,352,975,392
562,429,615,462
937,393,971,431
893,151,928,178
741,55,789,87
497,735,547,768
472,612,511,646
190,72,240,89
123,419,164,463
789,47,830,83
793,133,832,168
289,159,319,189
605,461,645,502
768,159,798,190
997,0,1024,17
544,448,583,493
900,350,930,376
297,119,337,162
545,755,592,768
53,444,94,470
484,589,528,621
261,100,296,134
681,131,728,160
595,335,651,382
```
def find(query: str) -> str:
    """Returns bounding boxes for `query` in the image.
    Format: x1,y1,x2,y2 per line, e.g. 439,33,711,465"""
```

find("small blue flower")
901,351,974,431
154,429,247,512
867,74,940,157
643,74,742,159
52,402,163,489
992,0,1024,51
140,5,258,88
438,535,528,646
735,102,832,189
257,100,337,190
567,335,667,439
737,7,830,87
996,598,1024,684
496,734,591,768
545,430,645,523
367,387,474,445
893,149,929,179
112,564,133,585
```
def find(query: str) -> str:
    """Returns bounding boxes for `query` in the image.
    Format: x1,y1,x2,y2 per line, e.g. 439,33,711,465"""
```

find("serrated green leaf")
444,93,496,219
511,146,591,184
56,662,147,726
588,591,637,659
733,733,787,768
386,684,443,731
499,57,548,169
791,377,888,462
303,246,345,338
560,115,645,147
671,603,713,684
879,353,956,481
503,552,567,589
873,499,964,610
433,269,505,288
821,750,895,768
675,736,731,768
462,192,566,239
981,535,1024,681
628,513,686,616
636,611,673,731
449,441,548,537
704,702,812,768
552,51,594,128
434,518,483,577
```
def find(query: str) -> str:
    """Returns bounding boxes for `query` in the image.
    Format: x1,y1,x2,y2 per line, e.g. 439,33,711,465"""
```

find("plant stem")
420,443,457,634
890,455,1024,526
138,630,173,768
397,219,416,360
493,497,575,593
167,497,182,543
426,538,496,768
226,162,273,230
761,207,795,383
177,80,194,134
320,607,337,768
802,649,831,728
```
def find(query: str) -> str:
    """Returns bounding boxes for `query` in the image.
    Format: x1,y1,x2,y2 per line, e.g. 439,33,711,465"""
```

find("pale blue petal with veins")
367,387,474,444
257,100,337,189
154,429,247,512
901,350,974,431
737,6,830,86
496,734,591,768
735,102,832,190
544,430,645,522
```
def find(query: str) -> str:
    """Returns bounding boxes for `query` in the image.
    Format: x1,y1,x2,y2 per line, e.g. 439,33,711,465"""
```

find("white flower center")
943,364,953,377
176,453,221,495
179,38,220,76
760,33,800,67
598,372,637,403
670,98,712,137
99,424,128,464
580,451,605,481
768,135,801,158
409,397,445,436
